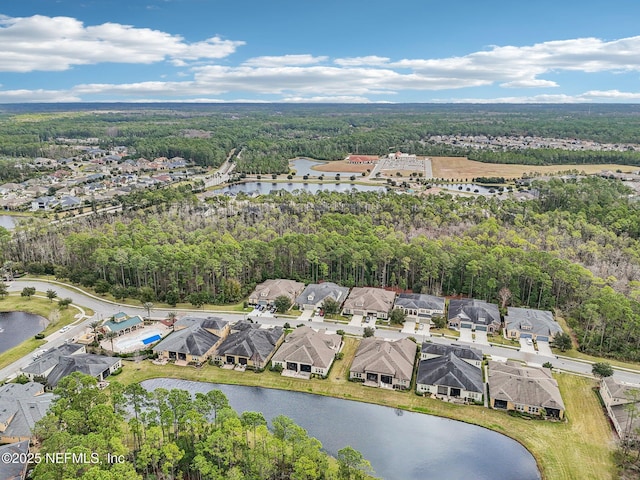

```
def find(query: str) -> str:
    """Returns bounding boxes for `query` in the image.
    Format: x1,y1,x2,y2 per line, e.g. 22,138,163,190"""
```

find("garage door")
520,333,532,339
537,336,549,342
461,323,472,329
475,325,487,332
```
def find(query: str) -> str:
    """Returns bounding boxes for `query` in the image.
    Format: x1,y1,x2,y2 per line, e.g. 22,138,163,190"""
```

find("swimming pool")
112,328,164,351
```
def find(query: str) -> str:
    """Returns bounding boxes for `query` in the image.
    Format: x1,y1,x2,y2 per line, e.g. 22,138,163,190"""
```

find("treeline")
3,105,640,174
9,176,640,360
32,373,371,479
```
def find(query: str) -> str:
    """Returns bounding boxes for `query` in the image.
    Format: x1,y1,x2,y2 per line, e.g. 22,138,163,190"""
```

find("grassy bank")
0,294,89,370
115,351,615,480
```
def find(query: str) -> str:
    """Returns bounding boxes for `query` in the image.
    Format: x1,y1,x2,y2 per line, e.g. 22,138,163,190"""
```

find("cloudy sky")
1,0,640,103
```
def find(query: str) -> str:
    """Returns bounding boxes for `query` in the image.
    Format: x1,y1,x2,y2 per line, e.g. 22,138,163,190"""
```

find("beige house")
342,287,396,319
350,337,416,390
248,279,305,306
214,321,285,369
271,326,342,377
153,317,229,365
601,377,640,442
504,307,562,342
488,361,565,419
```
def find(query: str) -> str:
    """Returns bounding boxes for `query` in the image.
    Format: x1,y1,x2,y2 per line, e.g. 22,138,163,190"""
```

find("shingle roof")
295,282,350,307
0,440,29,479
488,361,565,411
271,326,341,369
505,307,562,337
216,322,283,363
46,354,121,387
22,343,84,376
395,293,445,312
0,383,55,440
152,325,220,357
175,316,228,332
416,352,483,393
421,342,483,362
342,287,396,313
448,299,501,327
249,279,305,303
351,337,416,381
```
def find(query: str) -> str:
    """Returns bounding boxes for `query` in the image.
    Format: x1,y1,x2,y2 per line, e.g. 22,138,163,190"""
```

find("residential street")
4,279,640,386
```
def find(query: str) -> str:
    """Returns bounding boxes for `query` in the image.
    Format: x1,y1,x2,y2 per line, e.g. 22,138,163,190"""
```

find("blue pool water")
143,334,161,345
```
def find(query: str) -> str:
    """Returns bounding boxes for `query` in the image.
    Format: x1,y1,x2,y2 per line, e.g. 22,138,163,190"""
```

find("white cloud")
0,14,244,72
441,90,640,103
334,56,390,66
243,54,328,67
0,88,81,102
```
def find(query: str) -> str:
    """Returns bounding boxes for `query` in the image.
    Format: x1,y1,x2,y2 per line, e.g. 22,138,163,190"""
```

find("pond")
141,378,540,480
0,215,16,230
218,182,387,196
0,311,48,354
289,158,346,177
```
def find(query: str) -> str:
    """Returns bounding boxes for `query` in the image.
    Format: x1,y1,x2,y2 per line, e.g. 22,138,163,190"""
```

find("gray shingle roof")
416,352,483,393
174,316,228,332
342,287,396,313
420,342,483,362
0,383,55,440
46,354,121,387
153,325,220,357
448,299,501,327
395,293,445,312
22,343,84,376
216,322,283,363
351,337,416,381
296,282,350,308
505,307,562,337
0,440,29,479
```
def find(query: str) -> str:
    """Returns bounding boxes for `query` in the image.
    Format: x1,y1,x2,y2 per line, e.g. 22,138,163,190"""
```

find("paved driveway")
418,322,431,337
519,338,536,354
298,309,314,322
474,330,489,345
459,328,473,343
402,321,416,334
349,314,363,327
537,341,554,357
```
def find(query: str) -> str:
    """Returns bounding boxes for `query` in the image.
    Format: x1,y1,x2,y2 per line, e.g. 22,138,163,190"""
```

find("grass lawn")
114,357,615,480
0,294,86,370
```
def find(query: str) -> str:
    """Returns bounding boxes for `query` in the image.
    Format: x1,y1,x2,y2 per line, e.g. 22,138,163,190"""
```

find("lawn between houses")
114,336,616,480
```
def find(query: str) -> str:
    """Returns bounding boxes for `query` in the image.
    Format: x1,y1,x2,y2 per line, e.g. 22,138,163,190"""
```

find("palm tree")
46,289,58,303
105,331,118,352
143,302,154,320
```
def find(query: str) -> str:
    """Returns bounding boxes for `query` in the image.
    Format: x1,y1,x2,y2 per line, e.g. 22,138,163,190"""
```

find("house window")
515,404,526,412
529,406,539,414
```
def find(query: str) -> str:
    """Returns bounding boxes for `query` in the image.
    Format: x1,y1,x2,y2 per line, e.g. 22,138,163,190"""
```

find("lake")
218,182,387,196
141,378,540,480
0,311,48,354
289,158,346,177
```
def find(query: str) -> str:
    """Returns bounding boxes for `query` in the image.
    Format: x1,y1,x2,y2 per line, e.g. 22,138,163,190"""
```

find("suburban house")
394,293,445,322
600,376,640,442
271,326,342,377
153,317,229,364
101,312,144,336
349,337,417,390
30,196,57,211
0,440,29,479
248,279,305,306
448,298,501,334
420,342,483,368
214,320,284,369
416,348,484,402
295,282,350,311
21,343,86,381
174,316,230,338
46,354,122,387
504,307,563,342
488,361,565,419
342,287,396,319
0,383,55,444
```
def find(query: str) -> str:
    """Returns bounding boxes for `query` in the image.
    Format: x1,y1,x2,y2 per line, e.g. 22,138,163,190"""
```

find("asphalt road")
4,279,640,386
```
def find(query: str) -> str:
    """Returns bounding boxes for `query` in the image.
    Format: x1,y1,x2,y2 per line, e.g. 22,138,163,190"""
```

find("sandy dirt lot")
311,159,371,173
431,156,637,180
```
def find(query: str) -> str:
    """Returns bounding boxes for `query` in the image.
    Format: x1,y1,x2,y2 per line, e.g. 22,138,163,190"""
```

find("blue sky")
1,0,640,103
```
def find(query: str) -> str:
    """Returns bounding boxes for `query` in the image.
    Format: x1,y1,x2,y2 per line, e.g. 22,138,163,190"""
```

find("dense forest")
31,373,370,480
2,104,640,176
6,175,640,361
